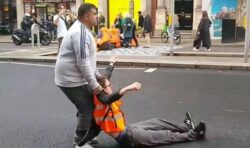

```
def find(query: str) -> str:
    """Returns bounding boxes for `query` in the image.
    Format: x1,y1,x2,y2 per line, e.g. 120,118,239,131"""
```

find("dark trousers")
132,35,139,47
120,118,191,147
123,37,132,47
193,31,211,49
59,85,99,141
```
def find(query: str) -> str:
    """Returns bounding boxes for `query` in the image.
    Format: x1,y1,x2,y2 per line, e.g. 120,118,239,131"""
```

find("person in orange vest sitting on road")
97,24,112,50
93,57,207,147
109,25,122,48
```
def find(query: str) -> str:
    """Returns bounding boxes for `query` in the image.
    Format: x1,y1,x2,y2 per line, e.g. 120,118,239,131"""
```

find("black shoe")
88,137,98,145
184,112,194,130
194,121,206,139
73,136,94,148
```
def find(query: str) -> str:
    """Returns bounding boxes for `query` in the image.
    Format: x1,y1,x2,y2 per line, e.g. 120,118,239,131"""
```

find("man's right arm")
72,32,102,93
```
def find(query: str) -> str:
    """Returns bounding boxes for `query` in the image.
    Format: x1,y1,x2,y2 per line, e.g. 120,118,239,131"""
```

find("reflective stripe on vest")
95,113,124,123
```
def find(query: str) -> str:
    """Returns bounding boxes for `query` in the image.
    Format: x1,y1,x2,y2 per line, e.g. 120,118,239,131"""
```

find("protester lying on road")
92,57,207,147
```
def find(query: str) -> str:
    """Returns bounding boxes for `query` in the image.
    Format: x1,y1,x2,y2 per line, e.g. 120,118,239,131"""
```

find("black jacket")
143,15,152,33
138,15,144,28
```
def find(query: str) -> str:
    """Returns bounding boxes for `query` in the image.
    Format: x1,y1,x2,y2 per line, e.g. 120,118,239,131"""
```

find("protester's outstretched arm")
119,82,141,95
96,82,141,105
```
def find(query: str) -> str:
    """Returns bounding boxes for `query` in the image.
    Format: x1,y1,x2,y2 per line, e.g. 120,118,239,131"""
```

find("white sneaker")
193,48,199,51
206,48,211,52
75,143,94,148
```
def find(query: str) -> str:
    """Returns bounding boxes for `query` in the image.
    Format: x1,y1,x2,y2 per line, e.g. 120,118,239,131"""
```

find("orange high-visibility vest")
97,27,111,46
93,95,126,133
109,28,121,48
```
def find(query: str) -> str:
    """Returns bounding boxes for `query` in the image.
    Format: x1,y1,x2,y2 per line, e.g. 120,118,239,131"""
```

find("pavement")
0,34,249,71
1,62,250,148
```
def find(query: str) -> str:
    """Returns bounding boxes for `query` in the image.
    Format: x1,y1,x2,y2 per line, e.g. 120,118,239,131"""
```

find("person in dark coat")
123,14,134,48
193,11,212,51
138,11,144,28
143,11,152,48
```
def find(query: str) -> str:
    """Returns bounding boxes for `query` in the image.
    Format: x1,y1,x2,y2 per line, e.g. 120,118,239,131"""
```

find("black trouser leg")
59,85,95,146
133,35,139,47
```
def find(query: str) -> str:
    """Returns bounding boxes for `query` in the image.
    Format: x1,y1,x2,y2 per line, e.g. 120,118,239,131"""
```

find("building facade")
9,0,248,38
0,0,17,34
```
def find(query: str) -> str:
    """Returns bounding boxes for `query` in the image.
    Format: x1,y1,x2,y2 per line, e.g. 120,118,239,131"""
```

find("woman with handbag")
193,11,212,51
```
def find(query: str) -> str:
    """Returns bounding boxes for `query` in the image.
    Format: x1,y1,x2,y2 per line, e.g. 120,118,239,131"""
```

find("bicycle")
161,24,181,45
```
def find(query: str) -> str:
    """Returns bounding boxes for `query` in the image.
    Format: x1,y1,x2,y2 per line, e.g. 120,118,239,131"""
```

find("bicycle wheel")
174,32,181,45
161,32,169,43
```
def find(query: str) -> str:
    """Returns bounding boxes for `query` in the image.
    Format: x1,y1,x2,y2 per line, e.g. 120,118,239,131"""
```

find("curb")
0,56,249,71
163,52,250,58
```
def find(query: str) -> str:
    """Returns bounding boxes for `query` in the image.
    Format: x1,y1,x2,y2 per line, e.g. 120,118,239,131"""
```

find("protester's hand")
127,82,142,91
119,82,142,95
109,56,118,64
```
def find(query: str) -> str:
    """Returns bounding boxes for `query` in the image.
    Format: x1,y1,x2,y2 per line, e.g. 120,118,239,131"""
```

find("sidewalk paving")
0,47,249,71
0,34,244,46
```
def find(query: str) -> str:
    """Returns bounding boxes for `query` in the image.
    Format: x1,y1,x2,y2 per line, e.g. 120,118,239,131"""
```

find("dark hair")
78,3,97,18
138,11,141,14
202,11,208,19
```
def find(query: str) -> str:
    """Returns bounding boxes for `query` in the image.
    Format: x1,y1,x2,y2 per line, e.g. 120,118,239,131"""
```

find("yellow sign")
109,0,141,27
83,0,141,27
84,0,98,7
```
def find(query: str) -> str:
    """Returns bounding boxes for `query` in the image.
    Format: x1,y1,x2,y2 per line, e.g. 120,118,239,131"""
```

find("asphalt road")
0,62,250,148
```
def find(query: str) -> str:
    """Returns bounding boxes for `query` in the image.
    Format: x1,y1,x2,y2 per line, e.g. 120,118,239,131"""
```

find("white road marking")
223,109,250,113
144,68,158,73
9,62,55,68
0,62,145,70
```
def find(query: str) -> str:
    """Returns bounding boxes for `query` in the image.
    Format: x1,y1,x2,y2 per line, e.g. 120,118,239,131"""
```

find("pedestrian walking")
138,11,144,28
92,59,207,148
193,11,212,51
47,15,55,40
55,3,108,147
53,4,68,51
143,11,152,48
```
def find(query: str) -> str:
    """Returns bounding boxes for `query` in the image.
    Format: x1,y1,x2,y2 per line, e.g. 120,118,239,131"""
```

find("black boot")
188,121,206,141
193,121,206,139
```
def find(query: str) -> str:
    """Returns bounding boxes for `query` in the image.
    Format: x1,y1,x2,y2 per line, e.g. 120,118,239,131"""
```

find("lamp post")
169,0,175,56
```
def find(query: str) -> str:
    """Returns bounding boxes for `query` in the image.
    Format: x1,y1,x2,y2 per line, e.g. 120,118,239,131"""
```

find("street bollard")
31,23,40,50
169,0,175,56
244,0,250,63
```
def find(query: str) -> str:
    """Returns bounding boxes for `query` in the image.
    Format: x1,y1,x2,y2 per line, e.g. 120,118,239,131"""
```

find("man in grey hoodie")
55,3,106,147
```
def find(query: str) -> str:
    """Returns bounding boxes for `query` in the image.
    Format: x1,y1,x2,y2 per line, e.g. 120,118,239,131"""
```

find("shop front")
22,0,76,23
0,0,17,34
